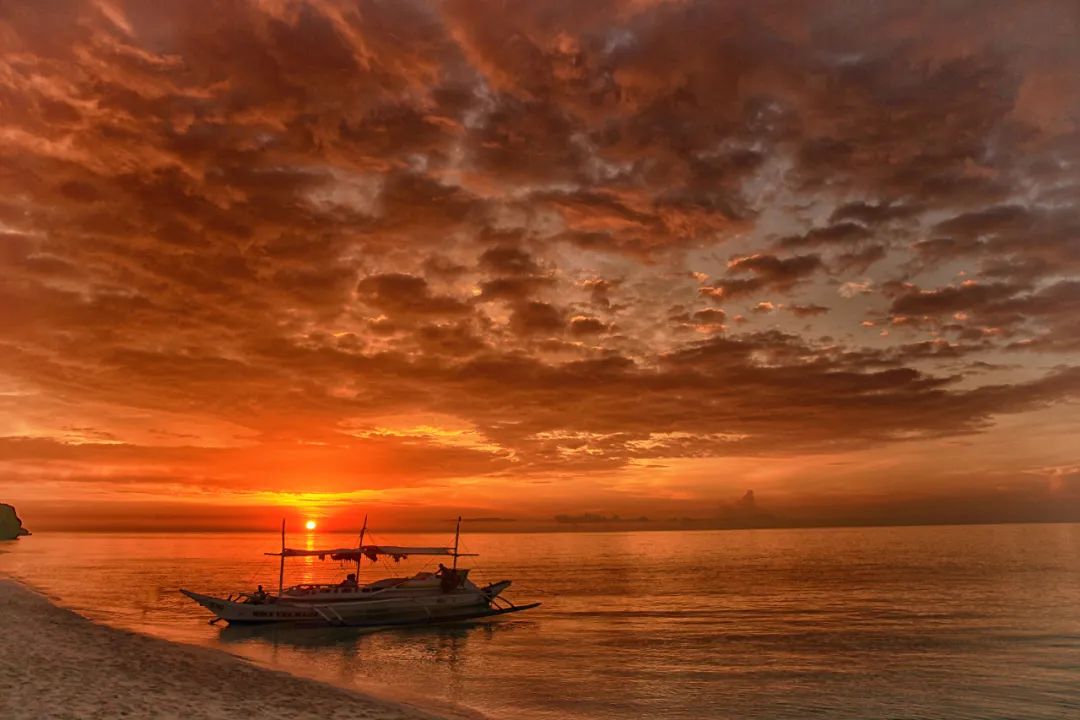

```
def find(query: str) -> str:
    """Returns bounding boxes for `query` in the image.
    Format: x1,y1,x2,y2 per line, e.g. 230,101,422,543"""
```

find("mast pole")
452,515,462,571
356,514,368,580
278,518,285,598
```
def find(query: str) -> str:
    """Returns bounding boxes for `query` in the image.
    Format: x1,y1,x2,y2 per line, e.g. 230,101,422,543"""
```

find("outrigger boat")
181,516,539,627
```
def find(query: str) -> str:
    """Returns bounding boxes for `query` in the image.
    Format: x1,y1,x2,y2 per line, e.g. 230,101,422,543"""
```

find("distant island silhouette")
554,490,778,530
0,503,31,540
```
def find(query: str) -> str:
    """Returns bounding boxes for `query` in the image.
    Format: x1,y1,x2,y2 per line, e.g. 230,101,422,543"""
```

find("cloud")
838,280,874,298
833,244,888,273
509,301,565,335
788,304,830,318
477,276,555,302
915,205,1080,282
569,316,609,336
701,253,823,300
830,201,922,226
0,0,1078,527
885,279,1080,352
691,308,726,325
478,245,542,276
780,222,872,248
888,281,1024,317
356,273,471,318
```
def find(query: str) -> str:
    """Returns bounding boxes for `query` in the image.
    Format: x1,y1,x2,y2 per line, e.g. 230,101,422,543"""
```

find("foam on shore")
0,579,456,720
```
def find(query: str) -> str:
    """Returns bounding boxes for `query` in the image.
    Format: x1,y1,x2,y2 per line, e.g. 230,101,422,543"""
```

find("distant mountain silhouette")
551,492,777,530
0,503,31,540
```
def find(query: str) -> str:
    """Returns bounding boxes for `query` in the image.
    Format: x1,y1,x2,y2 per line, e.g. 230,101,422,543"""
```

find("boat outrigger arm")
180,517,540,627
266,544,478,562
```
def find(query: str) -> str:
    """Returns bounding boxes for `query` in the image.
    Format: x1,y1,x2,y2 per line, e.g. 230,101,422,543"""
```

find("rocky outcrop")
0,503,30,540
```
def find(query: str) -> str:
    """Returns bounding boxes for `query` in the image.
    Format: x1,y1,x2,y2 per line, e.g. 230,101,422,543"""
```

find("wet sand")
0,579,454,720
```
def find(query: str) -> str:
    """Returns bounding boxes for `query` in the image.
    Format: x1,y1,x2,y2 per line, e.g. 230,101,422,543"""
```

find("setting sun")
304,520,317,531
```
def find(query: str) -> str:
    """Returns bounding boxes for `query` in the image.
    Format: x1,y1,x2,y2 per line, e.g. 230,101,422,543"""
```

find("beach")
0,579,453,720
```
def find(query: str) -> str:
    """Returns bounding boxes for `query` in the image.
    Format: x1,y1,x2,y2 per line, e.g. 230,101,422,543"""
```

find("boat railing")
282,581,412,596
283,583,362,595
276,574,452,601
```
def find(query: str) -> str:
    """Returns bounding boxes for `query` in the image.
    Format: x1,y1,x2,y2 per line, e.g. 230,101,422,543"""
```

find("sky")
1,0,1079,532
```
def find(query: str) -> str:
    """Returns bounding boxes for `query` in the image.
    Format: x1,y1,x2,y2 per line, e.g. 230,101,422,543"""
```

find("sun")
305,520,317,531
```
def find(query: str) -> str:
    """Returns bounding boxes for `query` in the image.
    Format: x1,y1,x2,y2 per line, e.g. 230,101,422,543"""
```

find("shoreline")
0,578,469,720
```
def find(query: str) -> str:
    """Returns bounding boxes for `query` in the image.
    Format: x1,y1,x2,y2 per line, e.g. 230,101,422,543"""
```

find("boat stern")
481,579,513,600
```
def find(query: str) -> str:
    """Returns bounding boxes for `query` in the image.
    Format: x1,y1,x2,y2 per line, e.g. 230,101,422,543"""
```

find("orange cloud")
1,0,1078,530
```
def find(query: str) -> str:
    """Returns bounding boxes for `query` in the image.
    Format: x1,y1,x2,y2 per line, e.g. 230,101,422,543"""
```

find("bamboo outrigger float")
181,516,539,627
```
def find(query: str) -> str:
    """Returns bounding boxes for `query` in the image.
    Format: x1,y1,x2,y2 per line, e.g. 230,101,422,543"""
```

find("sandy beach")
0,579,453,720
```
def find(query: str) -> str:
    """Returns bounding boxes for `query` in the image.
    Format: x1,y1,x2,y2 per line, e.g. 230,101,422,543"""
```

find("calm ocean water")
2,524,1079,719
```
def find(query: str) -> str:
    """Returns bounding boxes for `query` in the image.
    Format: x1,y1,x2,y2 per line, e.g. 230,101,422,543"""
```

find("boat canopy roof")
265,545,477,561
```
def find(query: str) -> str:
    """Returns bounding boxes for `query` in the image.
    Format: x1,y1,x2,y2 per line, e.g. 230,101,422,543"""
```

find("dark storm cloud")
0,0,1078,505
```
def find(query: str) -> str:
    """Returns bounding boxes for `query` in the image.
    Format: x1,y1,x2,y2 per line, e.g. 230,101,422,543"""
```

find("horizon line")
16,518,1080,535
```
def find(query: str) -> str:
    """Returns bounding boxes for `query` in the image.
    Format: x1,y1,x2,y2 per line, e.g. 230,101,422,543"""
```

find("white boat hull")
181,580,528,627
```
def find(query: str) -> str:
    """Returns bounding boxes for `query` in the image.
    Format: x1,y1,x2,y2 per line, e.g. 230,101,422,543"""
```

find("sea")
2,524,1079,720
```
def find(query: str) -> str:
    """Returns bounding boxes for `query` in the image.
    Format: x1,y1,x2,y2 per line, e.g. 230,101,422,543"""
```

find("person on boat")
250,585,268,603
436,563,460,591
340,573,358,589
